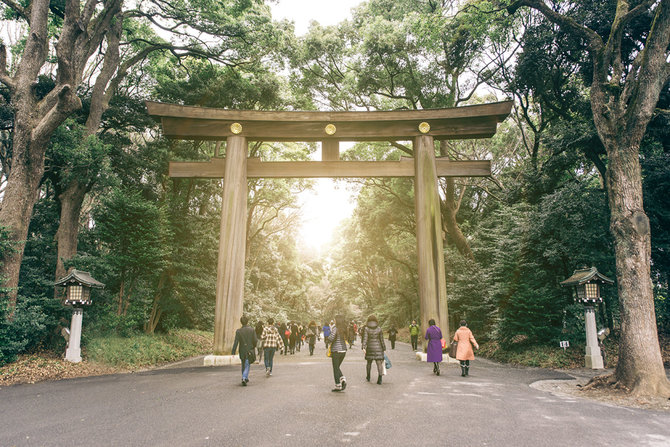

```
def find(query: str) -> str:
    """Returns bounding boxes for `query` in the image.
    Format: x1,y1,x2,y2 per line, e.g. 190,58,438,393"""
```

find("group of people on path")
231,314,479,388
424,319,479,377
233,317,321,385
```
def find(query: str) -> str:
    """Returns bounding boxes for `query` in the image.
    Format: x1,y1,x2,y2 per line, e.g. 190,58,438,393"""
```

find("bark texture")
438,141,474,260
54,179,89,283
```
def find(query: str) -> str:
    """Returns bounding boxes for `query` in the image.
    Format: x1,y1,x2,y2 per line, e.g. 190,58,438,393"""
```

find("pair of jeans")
264,347,276,371
241,358,250,381
331,351,346,385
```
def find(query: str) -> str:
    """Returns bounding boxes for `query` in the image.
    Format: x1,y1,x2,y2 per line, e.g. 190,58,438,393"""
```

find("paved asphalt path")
1,340,668,447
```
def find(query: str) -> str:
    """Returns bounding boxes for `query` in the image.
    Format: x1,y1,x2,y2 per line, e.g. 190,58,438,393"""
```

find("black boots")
377,375,382,385
460,364,470,376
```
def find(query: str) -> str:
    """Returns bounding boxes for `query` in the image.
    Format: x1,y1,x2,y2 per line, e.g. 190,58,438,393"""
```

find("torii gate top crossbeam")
146,101,513,142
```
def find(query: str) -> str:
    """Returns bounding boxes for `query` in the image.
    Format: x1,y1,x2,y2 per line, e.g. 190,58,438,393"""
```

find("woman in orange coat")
453,320,479,377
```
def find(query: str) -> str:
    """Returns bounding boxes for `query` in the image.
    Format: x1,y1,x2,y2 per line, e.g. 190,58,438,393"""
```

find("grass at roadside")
478,340,586,369
0,329,214,386
86,329,213,368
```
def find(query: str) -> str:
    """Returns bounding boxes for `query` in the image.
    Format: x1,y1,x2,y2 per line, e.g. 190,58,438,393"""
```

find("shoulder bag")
449,340,458,358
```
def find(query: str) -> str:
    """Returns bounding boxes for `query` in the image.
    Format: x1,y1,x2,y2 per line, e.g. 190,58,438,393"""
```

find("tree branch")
0,0,30,23
507,0,603,53
0,43,15,90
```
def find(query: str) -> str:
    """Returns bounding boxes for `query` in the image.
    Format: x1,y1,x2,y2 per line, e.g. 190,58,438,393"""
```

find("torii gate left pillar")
214,135,247,354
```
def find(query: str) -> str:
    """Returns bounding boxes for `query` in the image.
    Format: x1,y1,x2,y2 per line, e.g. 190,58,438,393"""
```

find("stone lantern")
560,266,613,369
55,269,105,363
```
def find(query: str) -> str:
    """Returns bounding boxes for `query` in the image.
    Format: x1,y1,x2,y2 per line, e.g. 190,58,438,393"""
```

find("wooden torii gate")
146,100,513,354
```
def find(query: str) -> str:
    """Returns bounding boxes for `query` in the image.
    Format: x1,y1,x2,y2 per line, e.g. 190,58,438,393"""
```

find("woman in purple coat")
424,319,443,376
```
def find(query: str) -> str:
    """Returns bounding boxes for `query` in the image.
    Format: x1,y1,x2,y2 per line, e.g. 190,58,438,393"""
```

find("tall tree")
505,0,670,396
0,0,278,309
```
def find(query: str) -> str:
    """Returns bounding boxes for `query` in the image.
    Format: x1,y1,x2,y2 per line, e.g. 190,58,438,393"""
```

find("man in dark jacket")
232,315,257,386
388,326,398,350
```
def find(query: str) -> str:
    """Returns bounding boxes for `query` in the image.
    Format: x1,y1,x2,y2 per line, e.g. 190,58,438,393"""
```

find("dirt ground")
0,352,129,387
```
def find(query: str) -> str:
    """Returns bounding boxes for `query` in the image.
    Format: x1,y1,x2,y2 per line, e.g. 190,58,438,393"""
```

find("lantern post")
560,267,613,369
55,270,105,363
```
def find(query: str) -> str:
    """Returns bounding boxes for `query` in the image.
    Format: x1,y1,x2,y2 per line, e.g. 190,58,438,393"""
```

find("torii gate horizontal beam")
146,100,513,141
169,157,491,178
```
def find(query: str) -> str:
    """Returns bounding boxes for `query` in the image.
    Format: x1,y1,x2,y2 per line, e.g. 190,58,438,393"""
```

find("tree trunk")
605,139,670,397
0,131,49,308
439,141,474,260
54,179,89,284
442,177,474,260
117,277,125,316
145,272,169,334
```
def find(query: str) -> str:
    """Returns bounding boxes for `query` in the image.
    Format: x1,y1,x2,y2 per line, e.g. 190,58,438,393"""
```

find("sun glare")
297,178,355,252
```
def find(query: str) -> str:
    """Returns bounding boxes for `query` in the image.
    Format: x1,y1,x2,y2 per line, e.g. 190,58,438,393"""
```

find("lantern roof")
55,269,105,289
560,267,613,287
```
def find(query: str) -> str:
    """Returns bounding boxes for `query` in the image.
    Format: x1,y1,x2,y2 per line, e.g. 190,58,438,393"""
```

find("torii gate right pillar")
414,135,449,350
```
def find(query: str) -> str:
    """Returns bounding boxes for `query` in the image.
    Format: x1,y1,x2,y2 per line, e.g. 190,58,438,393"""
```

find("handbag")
246,348,256,364
449,340,458,358
326,345,332,357
441,338,447,353
384,353,392,369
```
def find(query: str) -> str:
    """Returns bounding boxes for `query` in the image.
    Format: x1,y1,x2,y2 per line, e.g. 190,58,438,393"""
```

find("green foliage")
85,329,213,368
1,225,66,366
0,296,54,366
94,188,168,278
478,339,583,369
445,180,615,347
18,196,59,297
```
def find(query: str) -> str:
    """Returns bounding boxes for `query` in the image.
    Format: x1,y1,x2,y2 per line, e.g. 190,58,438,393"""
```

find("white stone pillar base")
584,306,604,369
203,355,241,366
65,308,83,363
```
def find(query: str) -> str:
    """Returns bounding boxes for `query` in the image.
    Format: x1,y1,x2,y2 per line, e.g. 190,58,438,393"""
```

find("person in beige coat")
453,320,479,377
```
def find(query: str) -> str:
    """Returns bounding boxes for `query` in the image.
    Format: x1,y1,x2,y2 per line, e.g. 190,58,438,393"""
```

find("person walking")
306,321,318,356
348,320,356,348
424,319,443,376
261,317,283,376
254,320,264,364
322,322,331,349
388,326,398,350
327,315,348,392
409,320,420,351
454,320,479,377
279,322,288,355
361,315,386,385
289,322,298,355
298,324,306,352
231,315,257,386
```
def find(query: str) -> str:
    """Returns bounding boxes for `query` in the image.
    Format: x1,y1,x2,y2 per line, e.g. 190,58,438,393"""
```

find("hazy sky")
270,0,364,35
